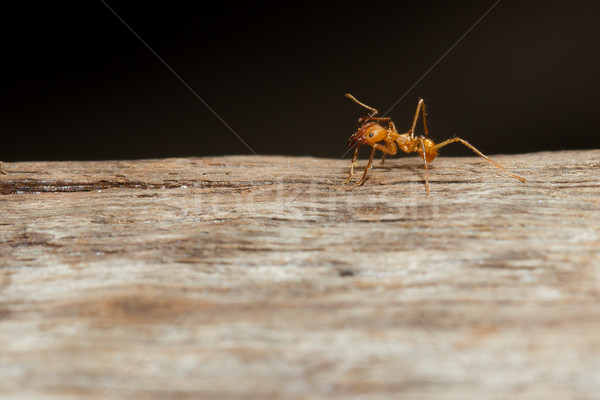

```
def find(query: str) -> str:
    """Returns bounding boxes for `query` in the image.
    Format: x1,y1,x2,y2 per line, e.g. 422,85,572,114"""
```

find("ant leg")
419,138,430,195
358,116,391,124
356,147,376,185
409,99,429,138
0,162,5,174
379,120,398,165
373,141,398,156
432,138,527,182
343,144,360,183
345,94,378,117
372,141,397,165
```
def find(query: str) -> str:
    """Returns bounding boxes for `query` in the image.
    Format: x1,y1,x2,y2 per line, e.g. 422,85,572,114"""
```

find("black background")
3,1,599,162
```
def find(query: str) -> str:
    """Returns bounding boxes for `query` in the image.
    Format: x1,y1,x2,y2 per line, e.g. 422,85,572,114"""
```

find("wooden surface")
1,150,599,400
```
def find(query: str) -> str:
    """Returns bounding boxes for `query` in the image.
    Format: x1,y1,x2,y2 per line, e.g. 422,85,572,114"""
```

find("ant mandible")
343,93,526,194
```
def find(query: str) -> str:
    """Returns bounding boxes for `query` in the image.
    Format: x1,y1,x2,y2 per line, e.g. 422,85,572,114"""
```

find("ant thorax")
396,133,414,153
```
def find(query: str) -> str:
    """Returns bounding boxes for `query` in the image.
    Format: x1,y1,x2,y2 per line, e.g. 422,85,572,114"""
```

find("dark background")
3,1,599,162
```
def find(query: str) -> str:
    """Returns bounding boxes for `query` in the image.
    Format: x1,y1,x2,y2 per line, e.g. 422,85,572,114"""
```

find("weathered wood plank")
1,150,599,400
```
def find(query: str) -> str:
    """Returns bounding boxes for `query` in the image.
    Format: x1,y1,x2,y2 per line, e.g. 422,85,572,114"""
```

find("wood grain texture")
1,150,599,400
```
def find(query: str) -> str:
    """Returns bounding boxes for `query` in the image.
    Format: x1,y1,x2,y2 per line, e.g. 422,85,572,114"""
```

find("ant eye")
368,132,374,137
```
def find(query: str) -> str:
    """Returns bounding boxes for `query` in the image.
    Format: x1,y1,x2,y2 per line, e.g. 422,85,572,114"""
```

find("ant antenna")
345,93,378,117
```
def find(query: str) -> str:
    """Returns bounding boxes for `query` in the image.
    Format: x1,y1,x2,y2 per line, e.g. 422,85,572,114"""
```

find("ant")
343,93,526,194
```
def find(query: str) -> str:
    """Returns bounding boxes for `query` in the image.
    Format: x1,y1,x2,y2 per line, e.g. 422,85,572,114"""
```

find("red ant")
343,93,526,194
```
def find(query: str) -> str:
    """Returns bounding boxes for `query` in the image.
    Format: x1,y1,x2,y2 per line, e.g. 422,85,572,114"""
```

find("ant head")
346,123,388,149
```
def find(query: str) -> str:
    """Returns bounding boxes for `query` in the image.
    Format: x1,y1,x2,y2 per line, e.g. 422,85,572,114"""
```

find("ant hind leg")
419,138,430,195
433,137,526,182
409,99,429,138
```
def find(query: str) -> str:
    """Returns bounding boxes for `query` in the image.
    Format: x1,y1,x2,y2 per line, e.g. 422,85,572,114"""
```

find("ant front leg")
343,144,361,184
358,116,392,124
382,121,399,165
345,93,379,117
355,142,395,184
356,147,376,186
